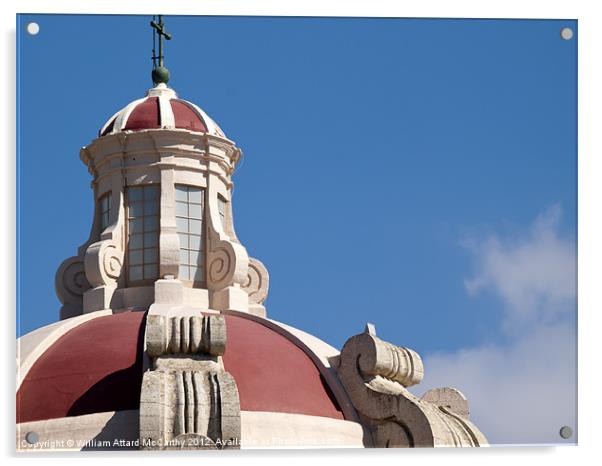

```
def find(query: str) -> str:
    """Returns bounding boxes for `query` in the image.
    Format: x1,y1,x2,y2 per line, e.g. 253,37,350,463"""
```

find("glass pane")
129,265,143,281
129,217,143,234
176,201,188,218
144,232,158,248
175,186,188,202
178,233,188,249
175,184,205,282
176,217,188,233
189,203,202,219
129,250,143,265
192,267,204,282
189,219,202,234
128,186,143,202
190,250,203,265
189,234,201,250
129,202,144,218
145,198,159,215
143,264,158,279
180,249,189,265
144,247,158,264
188,187,203,203
101,212,110,229
144,215,159,232
144,185,160,200
128,233,143,249
218,198,225,214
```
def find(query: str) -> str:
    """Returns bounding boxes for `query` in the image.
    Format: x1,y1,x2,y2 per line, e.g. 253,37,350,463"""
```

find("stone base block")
154,278,184,305
211,286,249,313
60,302,83,320
83,285,116,313
248,304,267,318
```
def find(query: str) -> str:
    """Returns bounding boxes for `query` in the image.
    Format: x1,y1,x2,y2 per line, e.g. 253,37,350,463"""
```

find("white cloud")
463,204,575,335
420,322,576,445
416,205,577,445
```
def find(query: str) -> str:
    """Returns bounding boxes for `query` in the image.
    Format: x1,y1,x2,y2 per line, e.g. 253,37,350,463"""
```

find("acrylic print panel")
16,14,577,450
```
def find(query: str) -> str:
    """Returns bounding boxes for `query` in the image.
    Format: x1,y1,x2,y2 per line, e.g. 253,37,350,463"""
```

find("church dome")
17,310,353,426
98,84,226,138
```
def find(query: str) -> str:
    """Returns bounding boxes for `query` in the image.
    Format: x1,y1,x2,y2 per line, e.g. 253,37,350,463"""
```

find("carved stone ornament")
201,178,248,293
337,328,488,447
206,233,248,291
84,240,123,288
140,312,241,450
55,256,92,319
242,257,269,305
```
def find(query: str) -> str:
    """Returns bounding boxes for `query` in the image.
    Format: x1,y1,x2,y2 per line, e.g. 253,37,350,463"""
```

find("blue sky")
17,15,577,444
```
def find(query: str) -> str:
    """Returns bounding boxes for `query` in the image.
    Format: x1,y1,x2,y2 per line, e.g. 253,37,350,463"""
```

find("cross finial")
150,15,172,85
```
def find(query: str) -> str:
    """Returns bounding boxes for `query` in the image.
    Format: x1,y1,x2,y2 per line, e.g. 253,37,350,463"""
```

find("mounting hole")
26,22,40,35
559,426,573,439
25,431,39,444
560,27,573,40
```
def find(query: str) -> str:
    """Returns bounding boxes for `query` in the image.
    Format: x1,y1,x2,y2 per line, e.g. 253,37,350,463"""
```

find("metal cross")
150,15,171,69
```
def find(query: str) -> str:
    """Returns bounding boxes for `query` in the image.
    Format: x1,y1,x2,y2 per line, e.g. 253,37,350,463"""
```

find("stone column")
155,158,183,304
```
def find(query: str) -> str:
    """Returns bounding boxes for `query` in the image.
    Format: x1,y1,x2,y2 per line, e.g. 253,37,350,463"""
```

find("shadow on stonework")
67,312,147,417
81,410,140,451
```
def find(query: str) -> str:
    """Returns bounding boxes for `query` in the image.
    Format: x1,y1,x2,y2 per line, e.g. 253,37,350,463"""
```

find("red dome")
17,312,346,424
99,84,225,138
121,97,162,132
17,311,146,423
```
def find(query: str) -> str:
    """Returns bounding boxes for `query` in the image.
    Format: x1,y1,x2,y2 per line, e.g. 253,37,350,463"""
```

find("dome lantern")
55,21,267,319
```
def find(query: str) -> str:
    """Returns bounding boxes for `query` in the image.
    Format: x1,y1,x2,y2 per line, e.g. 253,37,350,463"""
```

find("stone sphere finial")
152,66,170,85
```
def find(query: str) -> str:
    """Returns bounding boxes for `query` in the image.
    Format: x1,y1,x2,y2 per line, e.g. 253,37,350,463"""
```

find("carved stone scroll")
355,335,423,387
337,328,488,448
421,387,470,419
241,257,269,317
80,239,124,313
203,173,251,314
55,256,91,319
242,257,269,305
145,315,226,358
205,192,250,312
140,312,241,450
207,238,248,291
84,240,123,288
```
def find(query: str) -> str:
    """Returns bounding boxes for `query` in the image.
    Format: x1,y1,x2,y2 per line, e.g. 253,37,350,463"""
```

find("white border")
3,1,599,465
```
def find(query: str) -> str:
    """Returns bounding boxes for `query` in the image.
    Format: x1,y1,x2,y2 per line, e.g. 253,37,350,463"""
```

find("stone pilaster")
139,307,241,449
